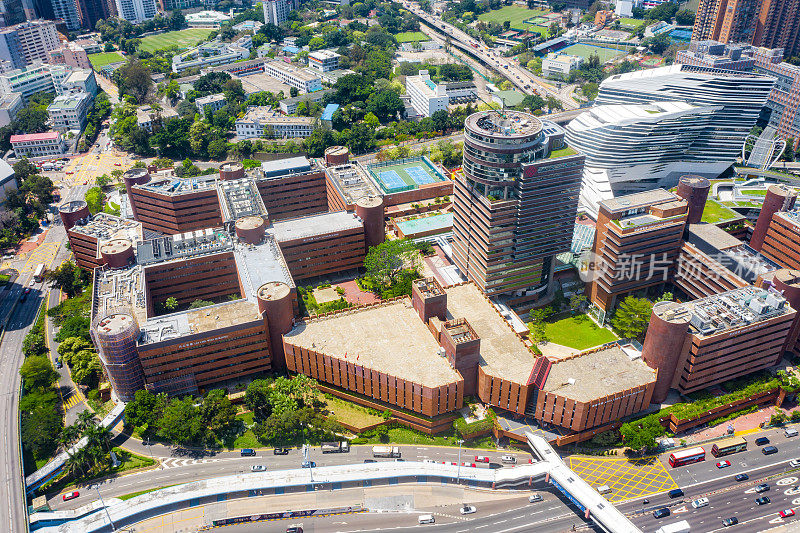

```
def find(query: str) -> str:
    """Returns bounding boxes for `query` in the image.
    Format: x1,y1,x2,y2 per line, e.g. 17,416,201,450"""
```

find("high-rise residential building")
0,26,24,70
451,110,584,304
262,0,294,25
693,0,800,57
47,42,91,69
569,65,773,214
752,0,800,57
1,20,61,65
114,0,156,23
692,0,760,44
51,0,81,30
75,0,111,31
0,0,25,27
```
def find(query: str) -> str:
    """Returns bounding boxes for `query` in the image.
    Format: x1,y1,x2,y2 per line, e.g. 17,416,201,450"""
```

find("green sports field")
87,52,125,69
138,28,214,53
558,43,629,62
395,31,430,43
478,6,548,29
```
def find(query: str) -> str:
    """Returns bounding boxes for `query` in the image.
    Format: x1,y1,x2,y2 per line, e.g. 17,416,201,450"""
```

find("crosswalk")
62,392,83,410
158,457,223,470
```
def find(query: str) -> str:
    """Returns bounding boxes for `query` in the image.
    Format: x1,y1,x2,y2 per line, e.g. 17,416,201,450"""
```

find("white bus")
33,263,45,282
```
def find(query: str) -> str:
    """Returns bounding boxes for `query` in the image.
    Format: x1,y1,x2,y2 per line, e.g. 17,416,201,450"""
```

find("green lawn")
740,189,767,197
618,17,642,27
357,427,495,448
541,313,618,350
395,31,430,43
559,43,629,62
478,6,548,29
119,485,179,501
325,395,384,429
87,52,125,69
232,411,260,449
138,28,214,53
701,198,741,224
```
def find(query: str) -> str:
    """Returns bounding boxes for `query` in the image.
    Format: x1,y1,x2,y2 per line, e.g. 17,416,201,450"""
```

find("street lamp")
144,438,160,469
456,439,464,484
92,484,116,531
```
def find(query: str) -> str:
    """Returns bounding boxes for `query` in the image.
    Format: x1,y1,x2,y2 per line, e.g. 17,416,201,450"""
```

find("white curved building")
566,102,721,214
568,65,775,216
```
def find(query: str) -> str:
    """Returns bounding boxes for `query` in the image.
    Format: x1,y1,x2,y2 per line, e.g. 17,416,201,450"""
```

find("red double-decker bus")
669,447,706,468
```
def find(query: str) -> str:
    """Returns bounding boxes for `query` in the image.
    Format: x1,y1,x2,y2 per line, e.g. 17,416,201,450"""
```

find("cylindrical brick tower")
676,175,710,225
220,162,245,180
354,195,384,251
257,282,295,372
99,238,135,269
324,146,350,167
235,216,266,245
772,269,800,358
58,200,90,230
641,301,692,403
123,168,151,220
91,311,145,402
751,184,798,251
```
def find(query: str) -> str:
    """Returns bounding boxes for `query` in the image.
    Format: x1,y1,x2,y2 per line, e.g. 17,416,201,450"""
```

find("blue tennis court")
406,165,436,185
378,170,407,191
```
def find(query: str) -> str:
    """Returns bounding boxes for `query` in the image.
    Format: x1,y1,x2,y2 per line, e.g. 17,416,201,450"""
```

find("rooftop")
10,131,60,142
135,175,217,196
284,299,463,388
270,210,362,242
542,344,655,403
238,106,314,125
68,213,142,243
280,88,333,106
185,10,231,22
265,60,321,82
259,156,314,178
600,188,679,214
466,110,542,139
196,93,225,106
687,224,779,283
444,283,535,384
308,50,340,60
47,92,90,111
217,178,266,221
680,286,791,337
325,162,382,205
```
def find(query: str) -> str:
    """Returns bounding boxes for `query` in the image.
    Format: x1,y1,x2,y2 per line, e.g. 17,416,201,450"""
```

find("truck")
655,520,690,533
321,441,350,453
372,446,401,458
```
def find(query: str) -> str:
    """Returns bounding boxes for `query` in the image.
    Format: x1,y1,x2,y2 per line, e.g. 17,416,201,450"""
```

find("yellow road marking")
20,243,59,273
568,455,677,503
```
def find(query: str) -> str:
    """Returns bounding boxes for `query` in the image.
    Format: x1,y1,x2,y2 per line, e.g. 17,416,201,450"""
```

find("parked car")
785,428,798,438
756,483,771,493
763,446,779,455
62,491,79,501
474,456,490,463
460,505,476,515
722,517,738,527
240,449,256,457
653,508,670,519
251,465,266,472
755,436,770,446
756,496,771,505
780,509,796,518
735,474,750,482
716,460,731,468
285,526,303,533
789,459,800,468
273,448,289,455
500,455,516,464
364,459,376,463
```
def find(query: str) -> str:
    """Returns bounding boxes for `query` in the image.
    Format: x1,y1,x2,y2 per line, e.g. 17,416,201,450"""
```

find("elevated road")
402,1,579,110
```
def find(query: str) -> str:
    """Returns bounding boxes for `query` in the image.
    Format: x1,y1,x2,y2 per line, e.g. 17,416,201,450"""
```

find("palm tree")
58,425,81,453
76,410,96,433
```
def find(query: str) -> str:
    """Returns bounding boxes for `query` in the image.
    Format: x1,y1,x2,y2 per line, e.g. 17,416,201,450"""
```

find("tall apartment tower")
263,0,294,25
5,20,61,64
692,0,760,43
0,0,25,27
0,27,24,69
452,110,584,304
76,0,111,31
114,0,156,23
51,0,82,30
753,0,800,56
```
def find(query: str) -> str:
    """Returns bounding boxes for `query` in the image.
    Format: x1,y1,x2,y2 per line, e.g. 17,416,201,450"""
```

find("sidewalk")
681,403,800,444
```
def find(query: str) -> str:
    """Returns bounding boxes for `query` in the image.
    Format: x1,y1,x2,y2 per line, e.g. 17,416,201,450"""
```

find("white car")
528,494,543,503
250,465,266,472
789,459,800,468
459,505,476,515
501,455,516,464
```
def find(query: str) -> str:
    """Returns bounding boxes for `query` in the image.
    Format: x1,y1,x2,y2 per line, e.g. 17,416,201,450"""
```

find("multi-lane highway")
401,1,579,109
0,132,116,533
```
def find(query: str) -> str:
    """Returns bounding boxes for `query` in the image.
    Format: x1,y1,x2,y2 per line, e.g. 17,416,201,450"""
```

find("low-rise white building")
196,93,226,114
0,92,23,127
307,50,340,72
10,131,67,158
406,70,448,117
0,62,54,101
232,20,263,32
279,88,333,114
136,105,178,132
185,10,232,28
644,20,673,38
172,42,249,74
236,106,315,139
61,68,97,96
263,60,323,93
47,91,92,131
542,52,583,78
